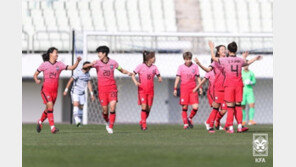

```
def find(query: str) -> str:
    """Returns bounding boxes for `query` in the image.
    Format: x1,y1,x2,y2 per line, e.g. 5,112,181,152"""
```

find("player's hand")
242,51,249,59
158,76,162,83
76,56,82,62
199,88,203,95
35,79,41,84
208,41,214,49
135,82,141,86
63,91,67,96
173,90,177,96
91,95,95,101
194,57,200,65
256,55,263,61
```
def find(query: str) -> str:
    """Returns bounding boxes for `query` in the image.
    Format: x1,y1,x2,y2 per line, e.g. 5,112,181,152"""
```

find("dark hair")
42,47,58,62
211,45,226,63
183,52,192,60
143,50,155,63
83,61,91,70
227,41,237,53
96,46,109,56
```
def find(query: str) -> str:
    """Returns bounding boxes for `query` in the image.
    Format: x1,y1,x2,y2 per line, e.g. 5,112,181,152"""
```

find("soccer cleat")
36,120,43,133
226,129,234,133
76,122,82,127
248,120,256,125
187,118,193,128
208,128,215,133
51,127,59,134
226,126,234,133
106,127,113,134
242,126,249,132
237,127,242,133
218,126,223,130
141,127,148,131
242,121,246,126
204,121,210,130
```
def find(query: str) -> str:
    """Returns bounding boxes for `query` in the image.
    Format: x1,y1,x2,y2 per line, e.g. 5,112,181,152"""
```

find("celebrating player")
194,45,227,133
34,47,81,134
83,46,132,134
131,51,162,130
63,61,95,127
241,65,256,126
173,52,203,129
210,41,262,133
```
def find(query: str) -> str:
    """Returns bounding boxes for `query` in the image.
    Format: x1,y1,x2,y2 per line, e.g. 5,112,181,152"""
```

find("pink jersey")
134,63,160,94
93,58,119,92
204,70,215,93
37,61,68,92
218,56,245,87
177,63,200,90
210,61,225,91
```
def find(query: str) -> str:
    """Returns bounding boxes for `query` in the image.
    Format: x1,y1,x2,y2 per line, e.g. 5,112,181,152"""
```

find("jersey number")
147,74,152,80
103,70,111,76
231,65,239,77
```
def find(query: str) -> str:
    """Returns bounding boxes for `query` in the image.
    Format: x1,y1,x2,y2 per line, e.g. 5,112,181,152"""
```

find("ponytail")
42,47,58,62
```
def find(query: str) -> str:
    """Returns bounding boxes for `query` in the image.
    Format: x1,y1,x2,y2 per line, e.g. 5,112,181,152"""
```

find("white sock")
78,108,83,120
73,106,79,124
238,124,242,129
229,126,233,131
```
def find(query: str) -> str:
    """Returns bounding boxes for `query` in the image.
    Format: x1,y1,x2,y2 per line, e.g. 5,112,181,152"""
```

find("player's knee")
235,103,241,106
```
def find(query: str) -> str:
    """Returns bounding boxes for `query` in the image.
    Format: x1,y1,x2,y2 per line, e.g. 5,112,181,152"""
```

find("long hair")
211,45,226,63
42,47,58,62
143,50,155,63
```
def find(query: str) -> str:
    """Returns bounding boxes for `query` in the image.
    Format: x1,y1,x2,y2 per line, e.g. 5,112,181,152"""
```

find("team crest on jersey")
56,66,60,71
192,69,196,74
141,98,144,101
181,99,184,102
152,69,156,75
110,64,114,70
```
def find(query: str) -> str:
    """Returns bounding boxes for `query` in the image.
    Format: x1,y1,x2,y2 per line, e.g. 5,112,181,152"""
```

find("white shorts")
71,93,86,105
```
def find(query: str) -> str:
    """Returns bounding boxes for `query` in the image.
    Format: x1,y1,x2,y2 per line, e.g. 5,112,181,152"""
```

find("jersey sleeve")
59,62,68,71
155,66,160,76
134,64,142,74
176,66,181,77
37,63,46,72
250,71,256,85
204,72,210,79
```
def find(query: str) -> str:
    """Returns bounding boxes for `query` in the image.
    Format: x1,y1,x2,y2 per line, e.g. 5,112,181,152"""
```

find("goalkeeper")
241,65,256,126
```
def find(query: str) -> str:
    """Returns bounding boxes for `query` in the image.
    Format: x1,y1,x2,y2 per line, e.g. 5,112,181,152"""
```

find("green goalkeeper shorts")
241,90,255,105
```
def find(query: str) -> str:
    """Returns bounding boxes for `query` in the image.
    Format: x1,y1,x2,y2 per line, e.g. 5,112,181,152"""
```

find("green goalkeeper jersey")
242,70,256,92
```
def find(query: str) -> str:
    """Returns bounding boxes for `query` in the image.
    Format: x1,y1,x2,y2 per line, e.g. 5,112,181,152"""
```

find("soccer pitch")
23,124,273,167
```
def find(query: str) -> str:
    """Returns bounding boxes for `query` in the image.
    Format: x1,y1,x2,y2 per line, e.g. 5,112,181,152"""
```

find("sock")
146,111,150,119
235,105,243,125
189,108,198,119
73,106,80,123
40,110,47,122
102,112,109,123
225,106,235,127
141,110,147,128
249,107,255,121
78,108,83,121
215,111,225,124
109,112,116,129
182,109,188,126
47,109,55,128
207,108,219,128
242,108,247,122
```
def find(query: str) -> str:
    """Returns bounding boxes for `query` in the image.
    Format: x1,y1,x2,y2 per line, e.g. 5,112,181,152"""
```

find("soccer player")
34,47,81,134
83,46,132,134
241,65,256,126
131,51,162,130
210,41,262,133
173,52,203,129
63,61,95,127
194,44,227,133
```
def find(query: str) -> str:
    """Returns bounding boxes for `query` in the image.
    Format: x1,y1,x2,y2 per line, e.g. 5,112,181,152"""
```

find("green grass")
23,124,273,167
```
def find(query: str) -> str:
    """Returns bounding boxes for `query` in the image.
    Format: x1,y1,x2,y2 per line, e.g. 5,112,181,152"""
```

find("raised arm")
209,41,219,62
67,57,82,70
173,76,180,96
243,55,262,67
194,57,213,72
63,77,74,96
33,71,41,84
87,81,95,101
193,78,207,93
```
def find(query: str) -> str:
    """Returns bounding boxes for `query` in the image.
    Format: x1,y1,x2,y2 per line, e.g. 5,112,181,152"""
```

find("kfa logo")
152,69,156,75
192,69,196,74
253,134,268,156
110,64,114,70
141,98,144,101
56,66,60,71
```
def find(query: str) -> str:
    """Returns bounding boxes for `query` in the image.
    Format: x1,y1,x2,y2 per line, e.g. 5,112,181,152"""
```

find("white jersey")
71,70,91,95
